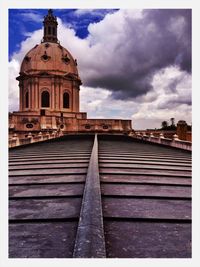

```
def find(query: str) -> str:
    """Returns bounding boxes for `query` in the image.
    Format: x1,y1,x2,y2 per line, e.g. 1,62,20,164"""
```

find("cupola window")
24,56,31,62
103,125,109,130
62,54,70,64
63,92,70,108
85,124,91,129
25,91,29,108
41,51,50,61
41,91,50,107
42,9,58,43
48,26,51,35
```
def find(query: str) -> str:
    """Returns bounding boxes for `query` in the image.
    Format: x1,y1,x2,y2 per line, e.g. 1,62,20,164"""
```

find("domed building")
9,9,132,140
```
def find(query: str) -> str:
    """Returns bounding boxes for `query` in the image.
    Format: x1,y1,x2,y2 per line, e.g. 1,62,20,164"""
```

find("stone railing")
9,131,63,148
132,132,192,151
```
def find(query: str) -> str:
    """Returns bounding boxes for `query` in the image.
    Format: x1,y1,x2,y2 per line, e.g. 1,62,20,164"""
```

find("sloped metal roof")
9,134,191,258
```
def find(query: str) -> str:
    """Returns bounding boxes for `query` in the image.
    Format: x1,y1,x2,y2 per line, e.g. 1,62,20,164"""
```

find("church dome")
20,9,80,79
17,10,81,114
20,42,79,77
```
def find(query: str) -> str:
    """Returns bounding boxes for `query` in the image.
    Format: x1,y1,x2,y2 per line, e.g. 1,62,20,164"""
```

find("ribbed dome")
20,42,79,77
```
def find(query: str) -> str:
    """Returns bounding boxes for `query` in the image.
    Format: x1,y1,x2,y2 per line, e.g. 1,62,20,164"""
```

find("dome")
20,42,79,77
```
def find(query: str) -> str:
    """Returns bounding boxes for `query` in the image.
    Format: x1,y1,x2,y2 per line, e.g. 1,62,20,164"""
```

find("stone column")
51,77,55,111
74,86,80,112
33,78,37,111
77,87,80,112
21,83,25,111
72,81,74,112
55,78,59,111
31,79,35,110
12,133,20,146
59,80,63,111
19,82,23,111
173,134,179,141
150,132,154,138
27,132,33,143
46,131,50,139
29,81,32,110
38,132,43,141
35,78,39,110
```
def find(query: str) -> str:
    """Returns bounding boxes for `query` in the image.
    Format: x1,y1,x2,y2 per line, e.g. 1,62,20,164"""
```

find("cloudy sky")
9,9,191,129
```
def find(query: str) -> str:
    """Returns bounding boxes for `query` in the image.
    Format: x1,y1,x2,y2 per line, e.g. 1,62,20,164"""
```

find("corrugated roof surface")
9,134,191,258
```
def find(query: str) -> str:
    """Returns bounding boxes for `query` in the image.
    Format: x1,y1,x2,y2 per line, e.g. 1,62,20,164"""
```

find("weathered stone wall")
9,112,132,141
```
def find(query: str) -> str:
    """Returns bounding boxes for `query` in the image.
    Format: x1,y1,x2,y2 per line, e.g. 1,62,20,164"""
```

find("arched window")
63,92,70,108
48,26,51,35
25,91,29,108
41,91,50,108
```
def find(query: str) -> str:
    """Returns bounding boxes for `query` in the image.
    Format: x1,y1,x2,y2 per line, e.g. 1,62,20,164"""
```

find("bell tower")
42,9,58,43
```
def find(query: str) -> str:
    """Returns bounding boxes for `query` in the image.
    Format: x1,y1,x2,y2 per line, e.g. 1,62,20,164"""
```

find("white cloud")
80,86,135,120
79,66,192,130
132,66,192,129
73,9,97,16
73,9,117,18
20,11,43,23
8,59,20,111
11,29,43,61
9,28,43,113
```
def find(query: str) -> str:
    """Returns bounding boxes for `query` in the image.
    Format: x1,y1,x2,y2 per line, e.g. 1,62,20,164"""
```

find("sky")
9,8,192,130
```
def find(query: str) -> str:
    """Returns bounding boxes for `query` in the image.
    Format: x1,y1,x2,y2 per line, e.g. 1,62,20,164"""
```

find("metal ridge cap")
73,134,106,258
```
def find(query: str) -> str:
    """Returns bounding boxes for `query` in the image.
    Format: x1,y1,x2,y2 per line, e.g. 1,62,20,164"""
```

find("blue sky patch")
9,8,118,60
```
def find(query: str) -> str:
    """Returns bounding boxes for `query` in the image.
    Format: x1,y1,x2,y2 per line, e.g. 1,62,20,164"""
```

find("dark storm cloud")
83,9,191,100
157,98,192,110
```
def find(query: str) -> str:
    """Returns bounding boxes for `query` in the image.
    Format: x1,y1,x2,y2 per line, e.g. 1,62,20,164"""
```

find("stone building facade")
9,10,132,139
